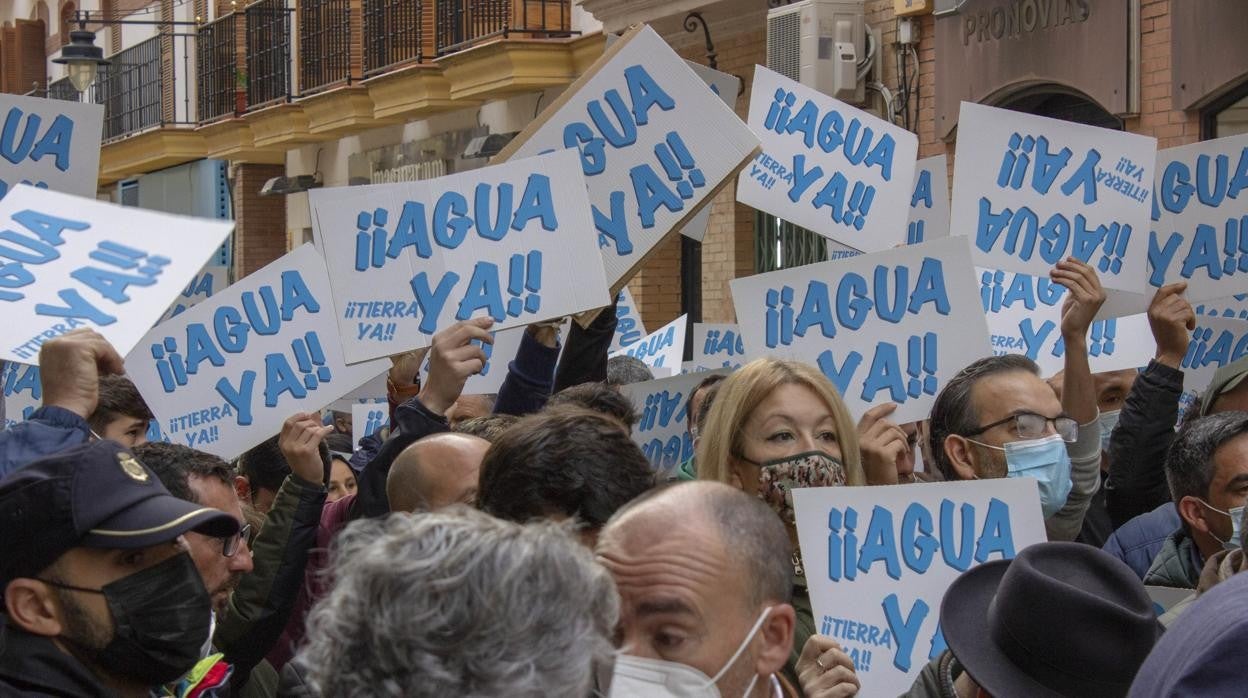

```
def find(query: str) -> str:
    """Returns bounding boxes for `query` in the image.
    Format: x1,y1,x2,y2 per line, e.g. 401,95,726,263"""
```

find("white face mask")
607,606,773,698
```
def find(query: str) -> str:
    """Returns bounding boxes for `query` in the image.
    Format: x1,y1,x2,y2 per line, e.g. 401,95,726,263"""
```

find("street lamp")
53,13,110,94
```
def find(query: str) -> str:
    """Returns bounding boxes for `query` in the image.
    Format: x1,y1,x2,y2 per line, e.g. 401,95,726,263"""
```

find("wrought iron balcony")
363,0,427,77
46,77,80,102
299,0,353,94
196,12,240,122
245,0,294,109
435,0,572,56
94,33,197,141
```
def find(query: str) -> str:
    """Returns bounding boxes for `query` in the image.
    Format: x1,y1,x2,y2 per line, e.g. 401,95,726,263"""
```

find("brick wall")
1122,0,1200,148
232,163,287,279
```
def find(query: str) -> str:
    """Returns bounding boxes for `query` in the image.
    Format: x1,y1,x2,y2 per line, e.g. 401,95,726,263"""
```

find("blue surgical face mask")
971,434,1072,518
1098,410,1121,452
1199,501,1245,552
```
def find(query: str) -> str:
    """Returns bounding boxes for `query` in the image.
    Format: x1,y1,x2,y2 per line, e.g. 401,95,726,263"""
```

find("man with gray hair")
606,355,654,387
292,508,619,697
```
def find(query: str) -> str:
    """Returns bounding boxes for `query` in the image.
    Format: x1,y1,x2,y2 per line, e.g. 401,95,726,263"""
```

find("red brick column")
231,163,288,279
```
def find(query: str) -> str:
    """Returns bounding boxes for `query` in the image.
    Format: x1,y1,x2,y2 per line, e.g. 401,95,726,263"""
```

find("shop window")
1203,82,1248,139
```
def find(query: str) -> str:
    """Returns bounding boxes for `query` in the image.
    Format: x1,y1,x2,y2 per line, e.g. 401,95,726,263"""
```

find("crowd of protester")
1,258,1246,697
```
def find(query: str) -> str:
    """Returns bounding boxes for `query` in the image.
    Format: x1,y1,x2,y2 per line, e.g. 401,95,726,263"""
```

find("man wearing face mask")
597,481,859,698
0,440,239,696
928,258,1104,541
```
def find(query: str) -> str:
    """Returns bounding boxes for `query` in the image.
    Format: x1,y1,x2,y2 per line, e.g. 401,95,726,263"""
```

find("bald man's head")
386,433,489,513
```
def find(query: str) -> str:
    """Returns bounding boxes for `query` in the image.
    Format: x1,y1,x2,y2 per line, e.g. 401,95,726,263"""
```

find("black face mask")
43,552,213,686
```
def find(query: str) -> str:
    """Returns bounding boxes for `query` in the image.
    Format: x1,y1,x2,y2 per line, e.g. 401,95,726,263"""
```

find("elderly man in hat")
903,542,1161,698
0,441,239,696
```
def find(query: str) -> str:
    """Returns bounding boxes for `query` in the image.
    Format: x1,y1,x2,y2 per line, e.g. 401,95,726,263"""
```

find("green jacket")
1143,528,1203,589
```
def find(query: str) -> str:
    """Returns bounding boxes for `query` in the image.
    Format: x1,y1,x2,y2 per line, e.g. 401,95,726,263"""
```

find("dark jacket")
1143,528,1204,589
1105,360,1183,528
0,406,90,479
1102,503,1183,580
494,329,559,417
553,300,618,393
0,619,112,697
900,651,963,698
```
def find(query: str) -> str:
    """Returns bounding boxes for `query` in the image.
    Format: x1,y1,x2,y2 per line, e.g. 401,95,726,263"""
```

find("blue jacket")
0,406,90,479
1102,503,1182,580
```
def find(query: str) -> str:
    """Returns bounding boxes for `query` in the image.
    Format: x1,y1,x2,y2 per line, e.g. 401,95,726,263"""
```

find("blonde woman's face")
734,383,842,493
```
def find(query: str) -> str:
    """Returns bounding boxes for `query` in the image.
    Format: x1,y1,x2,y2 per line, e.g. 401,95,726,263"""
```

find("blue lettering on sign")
624,324,676,368
615,294,642,348
0,106,77,199
1182,323,1248,374
978,269,1118,360
1,361,40,400
1157,148,1248,217
1148,217,1248,288
701,328,745,358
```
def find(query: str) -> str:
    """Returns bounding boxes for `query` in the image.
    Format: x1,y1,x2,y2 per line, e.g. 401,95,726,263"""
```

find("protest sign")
730,236,990,423
611,314,687,376
680,60,741,243
1146,586,1192,618
328,370,388,413
420,324,526,396
1180,315,1248,392
125,244,389,459
950,102,1157,291
0,93,103,200
497,25,759,289
609,286,647,353
737,66,918,253
793,479,1047,697
828,240,864,260
352,402,390,447
310,150,611,364
0,185,234,365
2,362,40,429
1196,293,1248,322
160,265,229,323
1146,135,1248,304
619,368,731,478
980,268,1155,376
690,322,747,371
908,155,950,244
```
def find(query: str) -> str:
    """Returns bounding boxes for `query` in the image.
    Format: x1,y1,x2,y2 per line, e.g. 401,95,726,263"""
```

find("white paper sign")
730,237,991,423
619,368,732,478
0,186,234,364
950,102,1157,291
1180,315,1248,392
420,324,527,396
1195,293,1248,323
690,322,747,371
2,361,40,429
738,66,918,253
310,150,610,363
611,313,687,376
793,479,1047,697
160,265,229,323
0,93,104,200
352,402,390,447
980,268,1156,376
681,61,742,242
908,155,950,244
328,371,388,413
125,244,389,459
500,25,759,288
1146,135,1248,303
609,287,648,352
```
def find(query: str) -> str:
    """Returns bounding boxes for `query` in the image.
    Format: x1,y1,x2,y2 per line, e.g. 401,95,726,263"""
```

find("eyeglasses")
220,523,253,558
964,412,1078,443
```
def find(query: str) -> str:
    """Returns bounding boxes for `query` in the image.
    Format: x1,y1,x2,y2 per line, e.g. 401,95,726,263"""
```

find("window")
1203,82,1248,139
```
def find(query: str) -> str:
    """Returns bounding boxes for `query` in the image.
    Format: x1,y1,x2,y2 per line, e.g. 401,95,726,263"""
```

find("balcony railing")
245,0,293,109
196,12,239,122
299,0,353,94
94,33,197,141
435,0,571,56
363,0,426,77
46,77,80,102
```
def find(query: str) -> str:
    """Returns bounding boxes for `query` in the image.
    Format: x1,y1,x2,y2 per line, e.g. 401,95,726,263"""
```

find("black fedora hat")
940,542,1162,698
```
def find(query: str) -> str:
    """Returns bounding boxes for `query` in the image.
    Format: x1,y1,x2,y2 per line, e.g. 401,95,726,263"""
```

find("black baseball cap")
0,440,239,585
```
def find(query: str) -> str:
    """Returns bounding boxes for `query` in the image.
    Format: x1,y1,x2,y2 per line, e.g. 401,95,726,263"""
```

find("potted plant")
235,67,247,115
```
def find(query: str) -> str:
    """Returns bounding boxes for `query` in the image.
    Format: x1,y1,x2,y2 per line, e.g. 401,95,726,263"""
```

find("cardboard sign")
125,244,389,459
611,313,687,376
1196,293,1248,323
610,286,648,352
498,25,759,289
738,66,918,253
1147,135,1248,304
980,268,1156,376
793,479,1047,697
681,60,742,242
0,185,234,364
619,368,732,478
327,371,388,413
1180,315,1248,392
310,150,611,363
908,155,950,244
420,324,526,396
160,265,229,323
352,402,390,447
690,322,747,371
950,102,1157,291
1,361,40,429
730,236,990,423
0,93,104,200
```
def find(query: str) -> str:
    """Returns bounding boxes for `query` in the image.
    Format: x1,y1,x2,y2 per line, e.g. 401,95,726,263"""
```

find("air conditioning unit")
767,0,866,105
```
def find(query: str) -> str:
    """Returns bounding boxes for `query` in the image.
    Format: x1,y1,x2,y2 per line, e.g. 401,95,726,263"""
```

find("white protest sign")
351,402,390,447
1146,135,1248,303
738,66,918,253
0,185,234,365
793,479,1047,697
125,244,389,459
907,155,950,244
620,368,731,478
950,102,1157,291
679,61,741,242
611,313,687,376
730,236,990,423
420,324,526,396
327,370,388,413
310,150,611,363
2,362,40,429
979,268,1155,376
609,286,647,352
1196,293,1248,323
0,93,103,199
1146,585,1192,618
690,322,747,371
498,25,759,288
828,240,864,260
1180,315,1248,392
160,265,229,323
